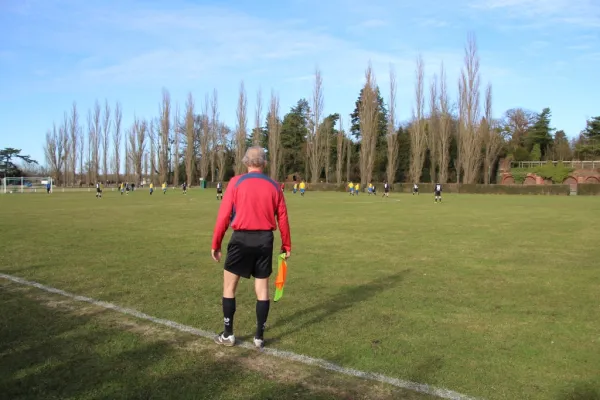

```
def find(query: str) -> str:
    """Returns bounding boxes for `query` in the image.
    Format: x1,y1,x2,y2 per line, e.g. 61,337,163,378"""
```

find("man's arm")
211,184,235,251
276,192,292,253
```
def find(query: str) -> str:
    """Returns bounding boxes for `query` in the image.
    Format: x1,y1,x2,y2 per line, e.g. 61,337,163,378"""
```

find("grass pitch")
1,189,599,400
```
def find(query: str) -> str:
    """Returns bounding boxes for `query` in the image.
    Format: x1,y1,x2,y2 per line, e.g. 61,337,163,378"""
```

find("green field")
1,189,599,400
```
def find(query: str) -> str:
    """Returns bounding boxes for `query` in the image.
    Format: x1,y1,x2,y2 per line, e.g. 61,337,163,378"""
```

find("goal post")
1,177,53,194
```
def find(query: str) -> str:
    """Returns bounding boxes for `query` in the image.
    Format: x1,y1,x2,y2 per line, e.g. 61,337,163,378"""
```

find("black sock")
255,300,270,339
222,297,236,336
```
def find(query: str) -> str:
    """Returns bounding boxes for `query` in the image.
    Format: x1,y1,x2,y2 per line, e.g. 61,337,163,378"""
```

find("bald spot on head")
243,146,266,170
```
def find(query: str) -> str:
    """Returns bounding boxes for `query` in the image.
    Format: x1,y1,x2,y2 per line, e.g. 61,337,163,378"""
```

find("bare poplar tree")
336,116,346,184
78,123,84,185
210,89,222,182
44,123,64,185
324,117,331,183
307,67,324,183
458,33,482,183
254,88,262,146
143,152,149,181
304,143,309,182
124,134,130,183
345,137,351,182
184,93,195,186
207,89,219,182
87,109,93,184
128,123,137,184
409,55,427,184
386,65,399,184
69,102,79,185
428,74,440,183
150,120,156,184
235,82,248,175
173,103,180,187
92,100,101,183
217,123,228,182
61,112,70,186
135,119,147,184
482,84,502,184
113,102,122,184
102,100,111,183
267,90,282,180
159,89,171,185
438,63,452,183
200,94,210,181
358,63,379,186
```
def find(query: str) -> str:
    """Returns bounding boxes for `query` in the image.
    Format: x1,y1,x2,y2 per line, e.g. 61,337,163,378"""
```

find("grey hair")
242,146,267,168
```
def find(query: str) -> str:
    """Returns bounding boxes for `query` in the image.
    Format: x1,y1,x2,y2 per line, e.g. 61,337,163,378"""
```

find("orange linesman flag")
274,253,287,302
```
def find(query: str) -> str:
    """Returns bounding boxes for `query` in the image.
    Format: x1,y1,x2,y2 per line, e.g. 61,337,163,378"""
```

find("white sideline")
0,273,479,400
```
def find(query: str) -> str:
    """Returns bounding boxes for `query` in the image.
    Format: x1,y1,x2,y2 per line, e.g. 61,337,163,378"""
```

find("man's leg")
222,270,240,337
215,270,240,346
252,233,273,348
254,278,270,345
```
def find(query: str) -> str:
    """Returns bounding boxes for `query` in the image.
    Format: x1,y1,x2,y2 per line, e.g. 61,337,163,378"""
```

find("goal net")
1,177,53,194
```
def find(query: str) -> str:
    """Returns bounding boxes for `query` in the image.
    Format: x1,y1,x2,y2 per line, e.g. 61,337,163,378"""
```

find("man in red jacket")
211,146,292,349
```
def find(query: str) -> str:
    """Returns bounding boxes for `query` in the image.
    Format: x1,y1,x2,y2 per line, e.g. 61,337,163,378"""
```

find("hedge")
577,184,600,196
201,180,600,195
282,182,572,195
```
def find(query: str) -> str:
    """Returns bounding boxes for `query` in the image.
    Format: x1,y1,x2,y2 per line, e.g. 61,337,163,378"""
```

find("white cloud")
23,2,476,93
416,18,450,28
568,44,593,51
469,0,600,27
358,19,388,28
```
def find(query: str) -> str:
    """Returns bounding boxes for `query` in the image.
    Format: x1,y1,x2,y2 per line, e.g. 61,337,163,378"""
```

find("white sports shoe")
253,337,265,349
214,332,235,347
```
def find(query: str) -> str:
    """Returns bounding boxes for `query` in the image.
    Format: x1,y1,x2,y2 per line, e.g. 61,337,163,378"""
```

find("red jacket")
211,172,291,252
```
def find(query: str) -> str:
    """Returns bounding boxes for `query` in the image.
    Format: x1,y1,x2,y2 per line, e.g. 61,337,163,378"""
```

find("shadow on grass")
267,270,411,345
0,288,344,400
406,355,445,386
1,264,48,275
557,382,600,400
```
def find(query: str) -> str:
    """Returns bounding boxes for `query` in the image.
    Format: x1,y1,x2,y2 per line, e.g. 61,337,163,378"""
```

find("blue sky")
1,0,599,165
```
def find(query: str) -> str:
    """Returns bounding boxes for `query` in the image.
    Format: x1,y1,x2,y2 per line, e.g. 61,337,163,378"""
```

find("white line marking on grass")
0,273,479,400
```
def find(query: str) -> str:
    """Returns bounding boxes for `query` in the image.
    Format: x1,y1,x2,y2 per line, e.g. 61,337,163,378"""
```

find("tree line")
40,34,599,187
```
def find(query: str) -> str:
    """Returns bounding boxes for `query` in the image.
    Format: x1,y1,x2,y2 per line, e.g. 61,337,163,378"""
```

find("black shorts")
384,188,389,193
217,188,222,194
224,231,274,279
435,191,441,196
96,188,101,193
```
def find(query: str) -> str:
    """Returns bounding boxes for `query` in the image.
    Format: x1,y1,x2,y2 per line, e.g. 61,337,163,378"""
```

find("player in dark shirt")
382,181,390,198
182,182,187,195
216,182,223,200
434,183,442,203
211,147,291,350
413,183,419,195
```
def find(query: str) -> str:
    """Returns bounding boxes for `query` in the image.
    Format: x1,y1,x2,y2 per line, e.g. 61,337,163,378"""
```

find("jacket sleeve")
211,182,235,251
276,191,292,252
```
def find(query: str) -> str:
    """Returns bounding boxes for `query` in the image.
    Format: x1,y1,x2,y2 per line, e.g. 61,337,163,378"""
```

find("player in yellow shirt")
348,182,354,195
162,182,167,194
293,182,298,194
299,180,306,197
149,182,154,195
354,182,360,196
